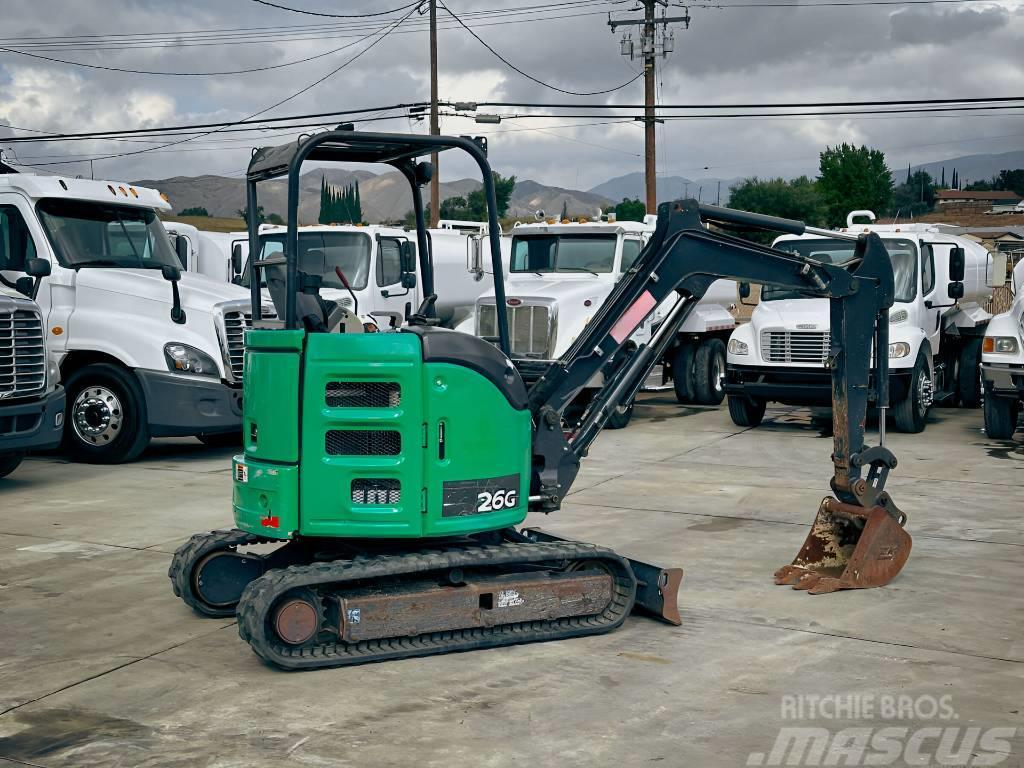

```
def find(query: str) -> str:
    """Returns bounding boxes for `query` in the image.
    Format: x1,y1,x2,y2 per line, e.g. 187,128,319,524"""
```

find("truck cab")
164,222,248,284
458,218,737,427
726,211,1006,432
981,258,1024,438
244,223,487,330
0,173,257,463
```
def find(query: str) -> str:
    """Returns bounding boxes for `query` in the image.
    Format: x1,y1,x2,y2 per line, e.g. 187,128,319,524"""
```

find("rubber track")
169,529,271,617
237,540,637,670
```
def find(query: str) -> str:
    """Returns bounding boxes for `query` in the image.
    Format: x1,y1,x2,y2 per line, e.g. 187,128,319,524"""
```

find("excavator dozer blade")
774,498,911,595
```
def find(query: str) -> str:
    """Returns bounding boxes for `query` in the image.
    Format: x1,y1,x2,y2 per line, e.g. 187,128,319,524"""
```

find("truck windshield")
768,237,918,303
36,199,180,270
244,231,372,290
511,234,617,274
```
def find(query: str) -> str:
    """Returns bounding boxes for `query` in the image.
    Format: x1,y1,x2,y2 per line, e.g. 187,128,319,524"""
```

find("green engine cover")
233,329,532,540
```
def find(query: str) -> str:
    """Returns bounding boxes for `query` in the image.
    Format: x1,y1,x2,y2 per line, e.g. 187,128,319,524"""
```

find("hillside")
589,171,743,205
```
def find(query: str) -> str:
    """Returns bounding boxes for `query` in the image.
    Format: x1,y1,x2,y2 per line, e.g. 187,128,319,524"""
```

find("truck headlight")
888,342,911,359
889,309,909,324
164,343,219,376
728,338,748,355
983,336,1019,354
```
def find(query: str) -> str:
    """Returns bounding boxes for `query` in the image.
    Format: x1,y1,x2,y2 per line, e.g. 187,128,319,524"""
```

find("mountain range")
138,150,1024,225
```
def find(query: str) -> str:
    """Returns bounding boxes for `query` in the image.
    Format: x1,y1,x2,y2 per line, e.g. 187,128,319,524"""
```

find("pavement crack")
0,623,236,719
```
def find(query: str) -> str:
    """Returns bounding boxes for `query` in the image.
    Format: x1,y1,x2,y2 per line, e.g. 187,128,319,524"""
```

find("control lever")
408,294,440,327
334,266,360,316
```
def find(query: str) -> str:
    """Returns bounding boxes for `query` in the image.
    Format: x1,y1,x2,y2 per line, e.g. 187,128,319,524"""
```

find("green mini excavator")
170,129,912,669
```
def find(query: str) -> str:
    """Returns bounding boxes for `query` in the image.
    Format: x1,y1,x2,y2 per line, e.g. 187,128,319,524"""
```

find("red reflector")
507,298,522,306
261,516,280,528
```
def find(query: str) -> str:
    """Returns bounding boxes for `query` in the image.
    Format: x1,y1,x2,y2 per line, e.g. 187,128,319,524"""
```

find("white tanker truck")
725,211,1007,433
457,218,738,428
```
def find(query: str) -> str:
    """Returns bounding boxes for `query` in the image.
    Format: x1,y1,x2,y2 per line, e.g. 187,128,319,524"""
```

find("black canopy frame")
244,129,510,354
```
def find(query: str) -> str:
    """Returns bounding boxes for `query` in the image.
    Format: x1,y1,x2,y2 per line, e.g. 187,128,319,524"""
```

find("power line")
477,96,1024,109
13,8,417,168
248,0,420,18
437,0,643,96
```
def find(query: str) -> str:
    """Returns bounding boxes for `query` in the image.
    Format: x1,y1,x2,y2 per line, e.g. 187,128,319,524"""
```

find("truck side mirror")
160,264,186,324
401,272,417,290
161,264,182,282
25,258,51,278
947,281,964,300
738,282,751,299
174,236,189,269
400,241,416,274
231,244,243,277
948,247,966,282
986,250,1007,289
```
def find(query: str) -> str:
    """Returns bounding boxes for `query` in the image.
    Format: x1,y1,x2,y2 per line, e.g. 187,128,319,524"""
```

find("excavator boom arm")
528,200,897,515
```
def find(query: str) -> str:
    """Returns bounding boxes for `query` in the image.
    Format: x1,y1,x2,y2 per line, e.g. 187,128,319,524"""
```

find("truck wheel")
983,393,1019,440
672,344,695,404
892,352,931,433
727,395,765,427
64,363,150,464
694,338,726,405
0,453,24,479
198,432,242,448
606,400,634,429
957,338,983,408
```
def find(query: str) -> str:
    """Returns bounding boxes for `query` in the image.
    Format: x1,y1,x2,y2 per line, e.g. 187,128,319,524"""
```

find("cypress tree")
318,176,328,224
941,167,945,187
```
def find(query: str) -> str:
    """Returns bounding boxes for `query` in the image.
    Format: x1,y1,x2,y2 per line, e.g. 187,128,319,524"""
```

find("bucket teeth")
775,498,912,593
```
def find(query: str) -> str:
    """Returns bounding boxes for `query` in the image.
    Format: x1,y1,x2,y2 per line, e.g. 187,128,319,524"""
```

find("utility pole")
610,2,689,214
429,0,440,227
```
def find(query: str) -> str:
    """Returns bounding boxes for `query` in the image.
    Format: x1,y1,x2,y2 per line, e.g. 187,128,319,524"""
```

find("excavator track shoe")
236,539,637,670
169,529,270,617
774,498,911,594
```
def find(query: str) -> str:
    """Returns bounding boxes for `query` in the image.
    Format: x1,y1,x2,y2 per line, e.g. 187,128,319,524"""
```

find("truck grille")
478,303,553,358
0,309,46,398
223,311,249,382
760,330,830,364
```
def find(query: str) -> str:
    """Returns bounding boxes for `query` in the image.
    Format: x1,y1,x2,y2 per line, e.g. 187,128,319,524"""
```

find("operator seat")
265,248,346,333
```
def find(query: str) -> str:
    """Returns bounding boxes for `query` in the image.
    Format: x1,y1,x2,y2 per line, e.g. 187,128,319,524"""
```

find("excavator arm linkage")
526,199,912,594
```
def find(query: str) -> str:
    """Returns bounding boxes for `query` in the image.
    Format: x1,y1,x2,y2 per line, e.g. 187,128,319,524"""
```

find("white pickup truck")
243,223,488,330
457,218,738,428
982,257,1024,438
726,211,1007,433
0,172,257,463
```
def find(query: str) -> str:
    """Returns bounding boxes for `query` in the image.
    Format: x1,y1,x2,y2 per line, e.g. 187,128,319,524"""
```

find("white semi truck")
456,218,738,428
981,257,1024,438
243,223,488,330
0,172,258,463
164,221,248,284
725,211,1007,433
0,270,65,478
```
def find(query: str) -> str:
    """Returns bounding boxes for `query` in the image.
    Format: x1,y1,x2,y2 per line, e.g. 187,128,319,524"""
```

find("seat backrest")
266,247,336,331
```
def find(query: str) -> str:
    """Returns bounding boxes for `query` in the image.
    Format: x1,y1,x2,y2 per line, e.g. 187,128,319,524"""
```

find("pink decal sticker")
610,290,657,343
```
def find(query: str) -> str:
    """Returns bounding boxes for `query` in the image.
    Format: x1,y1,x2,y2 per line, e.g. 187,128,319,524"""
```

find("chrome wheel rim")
711,354,725,396
72,386,123,445
917,368,933,417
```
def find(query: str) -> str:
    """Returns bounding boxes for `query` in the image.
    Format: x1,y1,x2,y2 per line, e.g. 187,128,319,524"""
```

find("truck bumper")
136,369,242,438
725,365,910,406
0,386,65,455
982,363,1024,399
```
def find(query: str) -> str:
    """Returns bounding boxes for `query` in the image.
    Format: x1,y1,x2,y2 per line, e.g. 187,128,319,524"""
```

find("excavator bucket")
774,498,911,594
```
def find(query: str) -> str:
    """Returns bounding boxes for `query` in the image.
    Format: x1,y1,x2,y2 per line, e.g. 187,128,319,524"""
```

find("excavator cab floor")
774,498,912,594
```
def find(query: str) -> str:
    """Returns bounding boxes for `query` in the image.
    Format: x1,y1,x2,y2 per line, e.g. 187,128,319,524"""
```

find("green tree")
965,178,995,192
612,198,647,222
265,212,285,225
559,200,569,221
817,144,893,227
995,169,1024,196
237,205,266,224
179,206,209,217
888,171,936,218
727,176,826,232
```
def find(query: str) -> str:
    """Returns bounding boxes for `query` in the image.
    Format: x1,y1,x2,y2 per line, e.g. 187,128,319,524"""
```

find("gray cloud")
1,0,1022,193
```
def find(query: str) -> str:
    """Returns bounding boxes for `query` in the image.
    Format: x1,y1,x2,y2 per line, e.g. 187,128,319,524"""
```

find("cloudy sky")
1,0,1022,191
